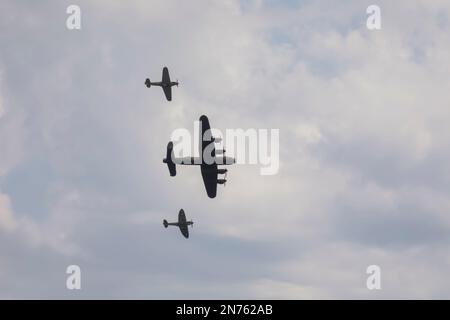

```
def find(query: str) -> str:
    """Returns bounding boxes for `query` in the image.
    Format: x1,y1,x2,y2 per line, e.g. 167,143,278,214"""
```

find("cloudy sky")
0,0,450,299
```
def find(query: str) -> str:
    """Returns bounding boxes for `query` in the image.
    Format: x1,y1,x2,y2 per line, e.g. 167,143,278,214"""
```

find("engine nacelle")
215,149,225,155
212,137,222,143
217,179,227,184
217,169,227,175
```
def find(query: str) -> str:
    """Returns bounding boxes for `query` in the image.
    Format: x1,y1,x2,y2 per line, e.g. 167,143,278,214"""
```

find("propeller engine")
217,178,227,186
217,168,228,179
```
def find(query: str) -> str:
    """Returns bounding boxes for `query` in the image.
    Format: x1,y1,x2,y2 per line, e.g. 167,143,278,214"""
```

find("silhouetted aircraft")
145,67,178,101
163,209,193,238
163,115,235,198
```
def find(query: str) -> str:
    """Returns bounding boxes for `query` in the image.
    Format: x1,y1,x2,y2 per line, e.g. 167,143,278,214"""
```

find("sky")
0,0,450,299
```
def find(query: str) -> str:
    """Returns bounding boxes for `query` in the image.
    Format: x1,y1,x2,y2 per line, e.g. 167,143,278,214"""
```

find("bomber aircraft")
163,115,235,198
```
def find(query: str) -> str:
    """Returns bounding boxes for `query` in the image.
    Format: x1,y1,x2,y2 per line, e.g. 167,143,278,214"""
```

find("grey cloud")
0,0,450,299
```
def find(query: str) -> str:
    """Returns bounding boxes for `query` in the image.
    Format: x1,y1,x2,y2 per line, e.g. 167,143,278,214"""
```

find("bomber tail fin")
145,78,151,88
163,219,168,228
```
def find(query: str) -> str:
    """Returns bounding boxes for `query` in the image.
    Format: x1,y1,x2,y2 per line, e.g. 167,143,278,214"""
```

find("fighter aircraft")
163,115,235,198
163,209,193,239
145,67,178,101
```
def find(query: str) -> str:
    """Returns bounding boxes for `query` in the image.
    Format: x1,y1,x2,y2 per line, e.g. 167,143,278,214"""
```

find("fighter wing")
162,67,171,83
162,86,172,101
201,165,218,198
178,209,187,224
178,209,189,238
179,224,189,238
